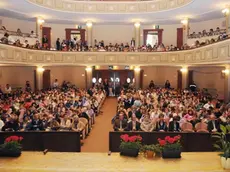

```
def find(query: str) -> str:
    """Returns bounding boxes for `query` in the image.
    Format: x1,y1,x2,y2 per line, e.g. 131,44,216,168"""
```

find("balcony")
0,39,229,66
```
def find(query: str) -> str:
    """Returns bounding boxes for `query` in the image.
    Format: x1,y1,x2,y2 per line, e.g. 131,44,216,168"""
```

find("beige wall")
191,66,225,96
0,66,35,90
142,66,179,89
1,16,225,48
0,66,86,90
45,66,86,88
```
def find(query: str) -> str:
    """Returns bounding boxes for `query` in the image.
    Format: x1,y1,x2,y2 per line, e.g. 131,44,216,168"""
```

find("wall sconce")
181,19,188,25
134,67,141,71
85,67,92,71
37,67,45,72
86,22,93,27
37,18,45,24
222,8,230,16
222,69,230,75
134,22,140,28
180,67,188,73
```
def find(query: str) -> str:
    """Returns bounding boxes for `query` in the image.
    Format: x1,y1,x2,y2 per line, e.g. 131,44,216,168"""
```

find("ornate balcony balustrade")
0,39,229,66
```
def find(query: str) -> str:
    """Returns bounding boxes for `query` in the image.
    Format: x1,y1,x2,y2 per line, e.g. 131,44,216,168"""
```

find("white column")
86,22,93,47
36,17,44,44
181,67,188,89
134,67,141,89
36,67,44,90
224,65,230,102
181,18,189,45
85,67,92,89
134,22,140,48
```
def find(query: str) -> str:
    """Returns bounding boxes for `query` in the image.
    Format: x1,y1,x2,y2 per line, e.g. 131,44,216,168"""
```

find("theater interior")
0,0,230,171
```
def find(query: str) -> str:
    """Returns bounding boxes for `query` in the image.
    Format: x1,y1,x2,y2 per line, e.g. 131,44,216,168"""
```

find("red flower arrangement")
120,134,142,150
5,136,23,143
120,134,142,143
158,135,181,151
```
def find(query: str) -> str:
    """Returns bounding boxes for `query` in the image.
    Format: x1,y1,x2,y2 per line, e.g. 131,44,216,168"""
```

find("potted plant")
0,136,23,157
158,135,182,158
212,125,230,169
120,134,142,157
141,144,162,158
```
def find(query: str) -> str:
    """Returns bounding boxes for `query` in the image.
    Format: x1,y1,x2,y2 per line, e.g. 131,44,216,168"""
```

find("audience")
0,80,105,140
112,80,229,133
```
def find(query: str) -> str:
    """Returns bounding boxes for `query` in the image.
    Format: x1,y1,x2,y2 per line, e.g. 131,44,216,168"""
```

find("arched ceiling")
0,0,229,24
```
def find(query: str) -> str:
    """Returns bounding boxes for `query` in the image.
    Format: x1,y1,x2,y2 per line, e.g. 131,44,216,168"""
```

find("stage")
0,152,225,172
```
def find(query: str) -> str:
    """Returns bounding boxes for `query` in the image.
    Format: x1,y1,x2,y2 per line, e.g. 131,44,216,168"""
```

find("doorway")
93,70,134,95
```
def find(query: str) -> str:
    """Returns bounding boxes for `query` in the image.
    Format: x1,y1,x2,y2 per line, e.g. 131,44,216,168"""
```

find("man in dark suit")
208,114,220,132
28,114,44,131
113,113,127,131
156,114,168,132
126,114,140,131
168,116,180,132
130,38,135,47
42,34,49,49
124,95,134,109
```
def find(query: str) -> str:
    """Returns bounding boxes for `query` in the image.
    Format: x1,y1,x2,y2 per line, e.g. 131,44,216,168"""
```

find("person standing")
42,34,49,49
56,38,61,50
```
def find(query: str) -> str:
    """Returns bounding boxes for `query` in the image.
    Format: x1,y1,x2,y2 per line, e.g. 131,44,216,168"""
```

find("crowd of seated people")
0,26,229,52
0,80,105,140
112,80,230,133
188,27,226,39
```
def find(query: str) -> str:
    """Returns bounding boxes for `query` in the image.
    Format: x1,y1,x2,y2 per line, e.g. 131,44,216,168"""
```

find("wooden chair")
195,122,209,133
181,122,194,132
79,117,89,136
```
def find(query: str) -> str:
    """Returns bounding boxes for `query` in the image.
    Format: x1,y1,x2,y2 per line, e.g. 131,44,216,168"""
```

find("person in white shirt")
203,101,214,110
53,79,59,88
0,119,4,131
5,84,12,93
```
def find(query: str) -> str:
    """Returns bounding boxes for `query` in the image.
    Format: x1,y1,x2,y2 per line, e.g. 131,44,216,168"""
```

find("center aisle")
81,98,117,152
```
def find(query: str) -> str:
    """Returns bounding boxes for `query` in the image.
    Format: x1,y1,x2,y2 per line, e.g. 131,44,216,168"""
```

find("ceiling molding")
26,0,193,14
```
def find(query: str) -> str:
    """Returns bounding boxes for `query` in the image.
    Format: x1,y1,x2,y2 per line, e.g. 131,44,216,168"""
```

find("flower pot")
162,149,181,159
120,148,139,157
221,157,230,169
221,157,226,169
146,151,154,159
0,148,21,157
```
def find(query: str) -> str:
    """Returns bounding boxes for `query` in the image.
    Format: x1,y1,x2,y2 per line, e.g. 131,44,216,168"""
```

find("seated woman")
155,114,167,132
72,116,85,132
140,114,155,132
59,115,72,131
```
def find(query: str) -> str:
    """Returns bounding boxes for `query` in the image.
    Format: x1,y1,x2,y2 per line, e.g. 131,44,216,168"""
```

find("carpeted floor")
81,98,117,152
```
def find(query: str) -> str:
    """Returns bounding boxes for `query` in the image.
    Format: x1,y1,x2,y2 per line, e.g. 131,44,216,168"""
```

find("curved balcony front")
0,39,229,66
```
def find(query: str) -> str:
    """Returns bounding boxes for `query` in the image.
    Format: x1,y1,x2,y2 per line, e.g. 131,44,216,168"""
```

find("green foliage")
141,144,162,153
120,141,142,150
0,141,22,152
162,142,181,151
212,124,230,158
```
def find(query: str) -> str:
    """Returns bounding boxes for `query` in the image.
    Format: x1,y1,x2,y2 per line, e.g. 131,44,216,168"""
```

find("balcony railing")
0,38,229,66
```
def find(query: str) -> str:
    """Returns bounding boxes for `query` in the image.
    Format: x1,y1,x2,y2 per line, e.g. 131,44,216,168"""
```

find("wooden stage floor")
0,152,226,172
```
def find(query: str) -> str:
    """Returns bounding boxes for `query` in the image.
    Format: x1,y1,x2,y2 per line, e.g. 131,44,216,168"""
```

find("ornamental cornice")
27,0,193,14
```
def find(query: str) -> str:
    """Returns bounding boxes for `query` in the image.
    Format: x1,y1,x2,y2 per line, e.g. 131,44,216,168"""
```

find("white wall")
189,18,225,33
0,16,225,47
93,24,134,45
1,16,35,33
